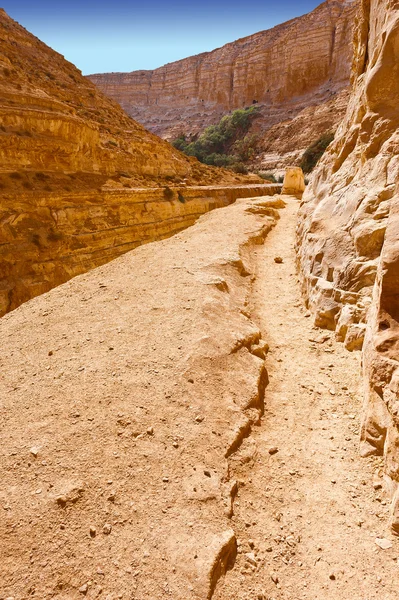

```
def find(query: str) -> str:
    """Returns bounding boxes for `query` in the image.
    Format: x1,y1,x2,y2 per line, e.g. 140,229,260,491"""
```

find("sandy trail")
215,196,399,600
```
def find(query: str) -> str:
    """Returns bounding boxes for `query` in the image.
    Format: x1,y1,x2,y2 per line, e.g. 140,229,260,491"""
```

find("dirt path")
215,196,399,600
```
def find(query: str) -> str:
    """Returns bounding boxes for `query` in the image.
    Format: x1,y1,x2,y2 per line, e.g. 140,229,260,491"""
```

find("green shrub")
233,134,259,162
260,172,277,183
172,106,259,169
231,163,248,174
300,133,334,173
203,153,236,167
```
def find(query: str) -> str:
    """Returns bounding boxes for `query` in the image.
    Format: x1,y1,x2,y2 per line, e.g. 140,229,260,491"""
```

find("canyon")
0,8,272,317
1,0,399,597
89,0,357,170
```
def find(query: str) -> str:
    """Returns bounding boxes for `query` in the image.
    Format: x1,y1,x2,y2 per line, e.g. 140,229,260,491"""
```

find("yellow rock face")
0,183,279,316
0,9,271,316
297,0,399,531
89,0,357,141
282,168,306,198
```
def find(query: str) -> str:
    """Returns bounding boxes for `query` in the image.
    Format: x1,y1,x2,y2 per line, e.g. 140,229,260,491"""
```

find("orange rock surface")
89,0,356,148
0,9,271,316
297,0,399,531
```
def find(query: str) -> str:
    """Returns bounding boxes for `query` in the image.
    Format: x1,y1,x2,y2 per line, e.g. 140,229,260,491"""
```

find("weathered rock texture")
0,9,269,316
297,0,399,531
282,167,305,198
0,182,278,316
0,195,282,599
255,88,350,173
89,0,356,165
0,9,217,182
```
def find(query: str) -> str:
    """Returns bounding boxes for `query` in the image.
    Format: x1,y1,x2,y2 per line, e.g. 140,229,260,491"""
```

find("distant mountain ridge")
89,0,357,142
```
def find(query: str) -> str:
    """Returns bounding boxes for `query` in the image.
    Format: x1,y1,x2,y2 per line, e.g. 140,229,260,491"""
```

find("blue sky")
4,0,322,74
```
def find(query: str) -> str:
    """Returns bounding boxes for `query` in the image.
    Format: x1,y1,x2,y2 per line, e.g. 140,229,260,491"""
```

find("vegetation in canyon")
299,132,335,173
172,106,259,172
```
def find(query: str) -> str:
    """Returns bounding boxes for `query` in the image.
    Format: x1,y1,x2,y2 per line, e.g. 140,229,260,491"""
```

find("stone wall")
296,0,399,531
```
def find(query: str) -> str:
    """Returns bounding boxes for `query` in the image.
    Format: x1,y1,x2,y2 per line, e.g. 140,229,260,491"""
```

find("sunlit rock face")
296,0,399,532
88,0,357,142
0,9,269,316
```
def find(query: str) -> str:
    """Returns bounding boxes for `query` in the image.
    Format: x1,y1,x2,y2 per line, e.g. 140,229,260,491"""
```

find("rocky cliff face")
1,183,278,316
89,0,356,146
255,88,350,174
297,0,399,531
0,9,267,316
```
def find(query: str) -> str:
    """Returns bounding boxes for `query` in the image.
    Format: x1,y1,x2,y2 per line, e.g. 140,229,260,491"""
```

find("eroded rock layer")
0,183,278,316
0,8,230,182
0,9,267,315
255,89,350,173
89,0,356,143
0,195,283,599
297,0,399,530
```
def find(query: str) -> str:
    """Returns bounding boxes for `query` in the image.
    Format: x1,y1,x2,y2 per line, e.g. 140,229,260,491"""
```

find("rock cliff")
297,0,399,531
89,0,356,155
0,9,269,316
254,88,350,173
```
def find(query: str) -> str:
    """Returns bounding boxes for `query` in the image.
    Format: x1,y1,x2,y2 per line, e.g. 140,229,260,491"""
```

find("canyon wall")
0,9,268,316
255,88,350,173
297,0,399,531
0,9,232,183
0,183,278,316
89,0,356,147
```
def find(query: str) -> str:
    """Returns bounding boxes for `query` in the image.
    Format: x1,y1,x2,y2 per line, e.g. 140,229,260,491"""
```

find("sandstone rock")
344,324,366,352
0,9,271,317
282,168,305,198
296,0,399,532
89,0,356,148
375,538,392,550
257,89,351,172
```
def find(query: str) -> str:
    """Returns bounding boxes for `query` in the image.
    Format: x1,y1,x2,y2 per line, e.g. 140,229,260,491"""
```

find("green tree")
300,133,335,173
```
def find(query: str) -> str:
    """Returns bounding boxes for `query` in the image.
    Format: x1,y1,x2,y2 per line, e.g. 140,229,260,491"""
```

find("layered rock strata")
89,0,356,143
0,183,279,316
255,89,350,174
0,9,266,315
297,0,399,530
0,194,284,599
0,8,236,183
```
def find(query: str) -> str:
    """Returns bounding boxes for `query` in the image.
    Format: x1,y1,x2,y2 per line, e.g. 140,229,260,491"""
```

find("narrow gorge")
1,0,399,598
